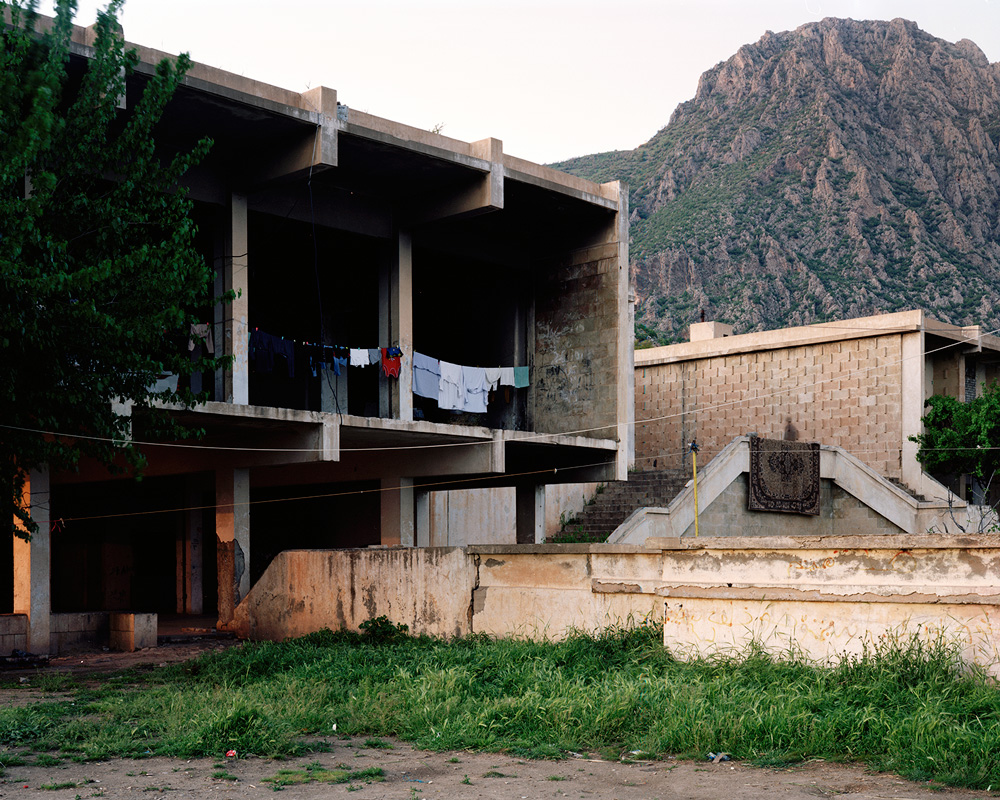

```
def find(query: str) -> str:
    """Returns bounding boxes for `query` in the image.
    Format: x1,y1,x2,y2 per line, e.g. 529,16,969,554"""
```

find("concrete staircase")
552,469,690,542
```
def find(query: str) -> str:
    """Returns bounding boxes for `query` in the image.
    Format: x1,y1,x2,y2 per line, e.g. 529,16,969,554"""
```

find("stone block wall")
0,614,28,654
534,242,621,440
636,334,904,478
50,612,109,654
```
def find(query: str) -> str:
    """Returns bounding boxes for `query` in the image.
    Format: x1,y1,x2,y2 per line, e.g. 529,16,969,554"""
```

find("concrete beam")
242,87,339,188
409,138,504,224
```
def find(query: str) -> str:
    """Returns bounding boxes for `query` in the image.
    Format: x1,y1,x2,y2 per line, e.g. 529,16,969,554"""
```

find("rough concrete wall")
681,476,905,538
534,244,621,438
429,483,602,545
635,334,904,478
471,550,662,638
429,489,517,546
233,547,477,641
230,539,1000,675
659,539,1000,674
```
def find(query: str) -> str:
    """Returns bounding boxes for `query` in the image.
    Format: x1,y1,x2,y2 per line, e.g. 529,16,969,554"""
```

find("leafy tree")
910,381,1000,483
1,0,219,538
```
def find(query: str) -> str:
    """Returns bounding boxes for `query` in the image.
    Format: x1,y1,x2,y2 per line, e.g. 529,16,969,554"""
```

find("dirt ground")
1,641,996,799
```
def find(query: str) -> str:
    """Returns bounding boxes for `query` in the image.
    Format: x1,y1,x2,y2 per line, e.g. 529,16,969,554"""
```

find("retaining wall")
233,536,1000,675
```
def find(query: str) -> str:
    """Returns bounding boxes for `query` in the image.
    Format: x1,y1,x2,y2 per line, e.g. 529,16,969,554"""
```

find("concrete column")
215,193,249,405
515,483,545,544
177,478,204,615
900,330,926,492
415,489,430,547
13,468,51,655
215,467,249,629
378,229,414,421
380,476,415,546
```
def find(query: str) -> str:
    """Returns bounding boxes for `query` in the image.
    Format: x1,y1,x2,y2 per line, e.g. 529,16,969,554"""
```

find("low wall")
471,546,662,637
652,535,1000,672
233,547,477,640
0,614,28,653
233,536,1000,675
50,612,108,654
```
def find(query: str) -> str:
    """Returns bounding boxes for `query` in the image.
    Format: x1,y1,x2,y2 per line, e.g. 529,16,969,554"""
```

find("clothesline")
248,329,531,411
413,352,529,413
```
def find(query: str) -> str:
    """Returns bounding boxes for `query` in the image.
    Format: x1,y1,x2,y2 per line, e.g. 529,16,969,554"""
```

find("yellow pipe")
692,447,699,538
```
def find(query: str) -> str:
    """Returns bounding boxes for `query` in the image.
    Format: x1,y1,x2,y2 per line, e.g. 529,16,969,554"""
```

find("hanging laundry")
333,356,347,375
438,360,465,411
484,367,502,392
350,348,367,368
381,347,402,378
188,323,214,354
513,366,529,388
250,330,295,377
412,351,440,400
498,366,515,387
463,365,488,413
368,348,381,365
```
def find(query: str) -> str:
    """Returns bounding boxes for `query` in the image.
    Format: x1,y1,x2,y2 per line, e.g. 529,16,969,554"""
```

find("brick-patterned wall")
635,334,904,478
533,244,620,438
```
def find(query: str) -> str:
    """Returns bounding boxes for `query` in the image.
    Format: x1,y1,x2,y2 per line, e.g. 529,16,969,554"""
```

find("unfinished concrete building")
4,20,633,655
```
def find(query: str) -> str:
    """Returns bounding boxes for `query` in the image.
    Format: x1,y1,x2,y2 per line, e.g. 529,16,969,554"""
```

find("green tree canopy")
910,382,1000,483
1,0,219,537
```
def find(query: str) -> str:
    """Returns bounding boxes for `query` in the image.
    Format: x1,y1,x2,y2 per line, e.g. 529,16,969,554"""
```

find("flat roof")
635,310,1000,367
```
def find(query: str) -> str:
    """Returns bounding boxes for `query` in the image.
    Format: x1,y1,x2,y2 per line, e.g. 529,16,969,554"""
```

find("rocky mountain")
552,18,1000,345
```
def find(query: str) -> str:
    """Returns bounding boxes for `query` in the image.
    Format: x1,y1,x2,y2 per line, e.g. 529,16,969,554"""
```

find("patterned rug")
747,436,821,515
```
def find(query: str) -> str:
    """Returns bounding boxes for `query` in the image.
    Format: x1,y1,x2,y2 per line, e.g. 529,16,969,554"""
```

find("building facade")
5,19,633,654
634,310,1000,500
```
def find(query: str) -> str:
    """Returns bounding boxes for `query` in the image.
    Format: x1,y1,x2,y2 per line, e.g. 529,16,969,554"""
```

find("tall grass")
2,624,1000,789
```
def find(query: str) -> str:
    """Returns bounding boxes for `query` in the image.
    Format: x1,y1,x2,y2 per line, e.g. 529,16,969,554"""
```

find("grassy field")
2,620,999,790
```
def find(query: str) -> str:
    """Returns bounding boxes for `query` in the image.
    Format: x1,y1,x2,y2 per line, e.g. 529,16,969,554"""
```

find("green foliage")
1,0,220,537
910,382,1000,480
4,627,1000,788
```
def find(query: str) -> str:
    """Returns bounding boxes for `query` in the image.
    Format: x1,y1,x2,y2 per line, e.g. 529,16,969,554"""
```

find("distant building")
634,310,1000,502
5,19,633,654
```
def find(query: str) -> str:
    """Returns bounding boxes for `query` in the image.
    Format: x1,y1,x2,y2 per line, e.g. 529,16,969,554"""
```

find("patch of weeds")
548,774,568,780
447,756,460,763
30,674,81,693
461,774,471,784
211,771,238,781
0,753,30,767
263,764,384,787
483,770,508,778
40,781,79,790
363,737,392,749
142,788,173,793
34,753,63,766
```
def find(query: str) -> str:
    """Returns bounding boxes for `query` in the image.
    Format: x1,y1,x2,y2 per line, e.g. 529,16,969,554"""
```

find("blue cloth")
513,366,529,388
412,351,440,400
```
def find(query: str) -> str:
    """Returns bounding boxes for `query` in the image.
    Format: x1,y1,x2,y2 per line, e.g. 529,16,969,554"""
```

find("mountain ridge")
552,17,1000,345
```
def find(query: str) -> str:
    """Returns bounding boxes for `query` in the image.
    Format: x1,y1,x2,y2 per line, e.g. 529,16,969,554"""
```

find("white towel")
438,360,465,411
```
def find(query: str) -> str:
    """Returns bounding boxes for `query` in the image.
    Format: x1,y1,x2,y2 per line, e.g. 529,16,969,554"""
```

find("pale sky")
38,0,1000,165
